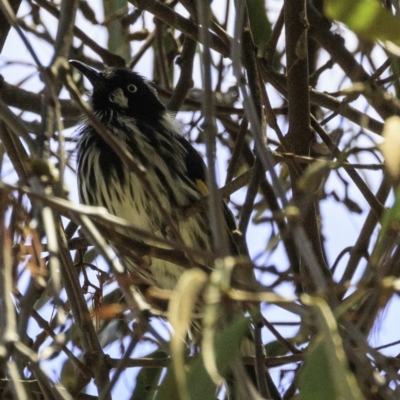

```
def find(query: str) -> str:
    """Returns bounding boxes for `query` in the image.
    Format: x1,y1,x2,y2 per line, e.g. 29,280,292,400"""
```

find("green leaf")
189,314,249,399
60,358,91,396
298,296,365,400
324,0,400,46
246,0,272,58
155,314,249,400
130,351,166,400
153,363,179,400
372,187,400,261
83,247,96,263
103,0,130,61
265,339,289,357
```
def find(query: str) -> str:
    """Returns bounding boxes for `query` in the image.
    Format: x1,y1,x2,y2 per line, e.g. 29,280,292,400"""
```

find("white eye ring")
127,84,137,93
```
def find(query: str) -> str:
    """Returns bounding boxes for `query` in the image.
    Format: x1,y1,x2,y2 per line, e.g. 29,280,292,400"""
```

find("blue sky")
1,1,398,397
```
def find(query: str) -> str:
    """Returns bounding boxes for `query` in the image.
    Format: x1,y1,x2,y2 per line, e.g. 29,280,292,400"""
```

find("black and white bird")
69,60,282,400
69,60,239,290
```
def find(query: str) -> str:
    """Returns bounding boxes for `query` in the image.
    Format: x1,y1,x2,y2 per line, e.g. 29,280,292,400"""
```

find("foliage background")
1,0,400,399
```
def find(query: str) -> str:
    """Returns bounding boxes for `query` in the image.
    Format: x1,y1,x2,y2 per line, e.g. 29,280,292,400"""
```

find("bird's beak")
69,60,105,89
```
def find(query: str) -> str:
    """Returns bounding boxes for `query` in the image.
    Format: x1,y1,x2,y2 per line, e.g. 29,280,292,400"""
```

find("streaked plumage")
70,61,236,290
69,60,282,400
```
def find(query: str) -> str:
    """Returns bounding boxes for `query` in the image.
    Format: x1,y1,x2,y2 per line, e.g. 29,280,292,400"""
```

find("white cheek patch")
109,88,129,108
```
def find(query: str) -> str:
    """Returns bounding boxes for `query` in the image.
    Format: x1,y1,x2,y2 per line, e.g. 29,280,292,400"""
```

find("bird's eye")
127,84,137,93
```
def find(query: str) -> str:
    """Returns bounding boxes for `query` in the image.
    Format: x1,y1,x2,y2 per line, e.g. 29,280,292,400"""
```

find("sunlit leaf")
169,268,208,400
325,0,400,46
380,116,400,179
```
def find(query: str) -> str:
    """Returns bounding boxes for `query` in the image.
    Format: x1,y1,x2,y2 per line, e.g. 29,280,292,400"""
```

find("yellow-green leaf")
324,0,400,46
380,116,400,179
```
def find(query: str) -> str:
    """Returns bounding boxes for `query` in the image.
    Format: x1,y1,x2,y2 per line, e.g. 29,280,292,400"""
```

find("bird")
69,60,281,400
69,59,239,291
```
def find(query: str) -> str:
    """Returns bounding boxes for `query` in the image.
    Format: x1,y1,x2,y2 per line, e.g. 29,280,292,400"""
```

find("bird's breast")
77,122,203,234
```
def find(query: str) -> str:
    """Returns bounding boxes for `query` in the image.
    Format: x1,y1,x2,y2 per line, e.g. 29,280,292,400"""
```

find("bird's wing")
174,133,239,238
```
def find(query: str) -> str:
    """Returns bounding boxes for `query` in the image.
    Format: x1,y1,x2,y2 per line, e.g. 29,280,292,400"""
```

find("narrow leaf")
168,268,208,400
246,0,272,58
380,116,400,179
298,295,365,400
187,314,249,400
156,315,249,400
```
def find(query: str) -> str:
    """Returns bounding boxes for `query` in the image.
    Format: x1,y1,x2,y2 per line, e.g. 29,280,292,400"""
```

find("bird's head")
69,60,166,122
